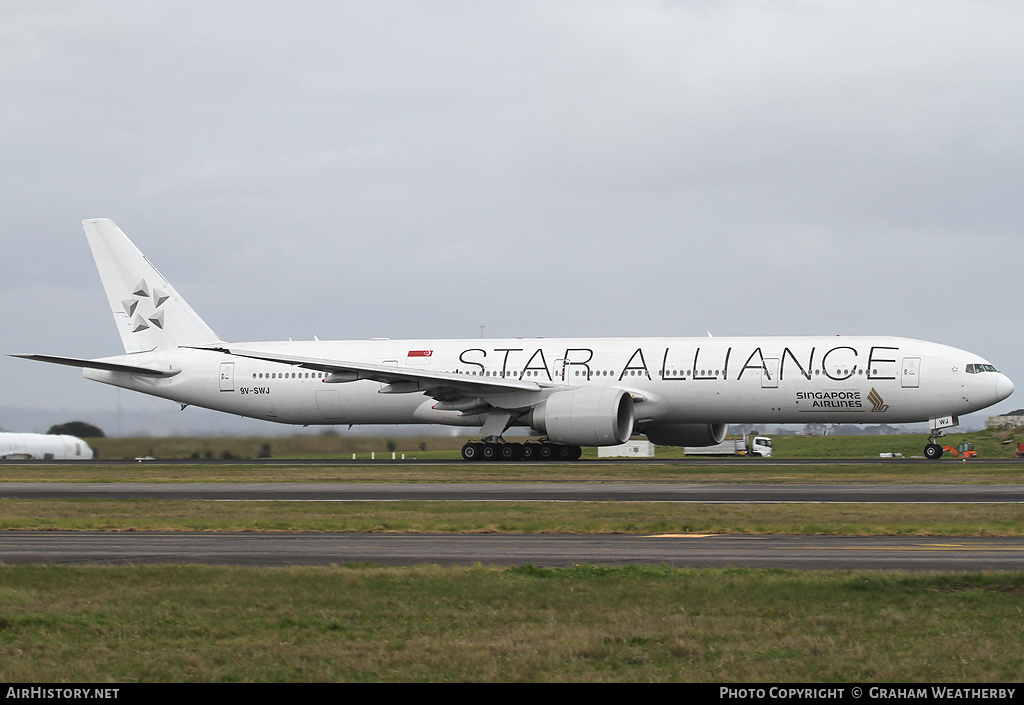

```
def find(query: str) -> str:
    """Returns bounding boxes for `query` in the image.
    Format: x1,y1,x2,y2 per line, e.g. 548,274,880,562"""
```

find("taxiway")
2,531,1022,571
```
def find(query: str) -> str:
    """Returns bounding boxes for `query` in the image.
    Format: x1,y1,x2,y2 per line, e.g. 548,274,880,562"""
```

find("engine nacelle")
643,423,729,447
529,387,634,446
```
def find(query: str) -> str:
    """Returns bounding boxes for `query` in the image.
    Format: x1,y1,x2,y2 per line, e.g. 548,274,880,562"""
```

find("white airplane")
12,219,1015,461
0,432,93,460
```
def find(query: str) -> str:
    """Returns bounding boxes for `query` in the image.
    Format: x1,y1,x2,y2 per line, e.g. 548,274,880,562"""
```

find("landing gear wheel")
461,442,482,461
537,443,555,461
520,443,537,460
924,443,944,460
481,443,500,461
499,443,522,461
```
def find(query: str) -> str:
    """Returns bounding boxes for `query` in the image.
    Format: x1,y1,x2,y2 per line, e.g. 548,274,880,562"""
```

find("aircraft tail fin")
82,218,223,353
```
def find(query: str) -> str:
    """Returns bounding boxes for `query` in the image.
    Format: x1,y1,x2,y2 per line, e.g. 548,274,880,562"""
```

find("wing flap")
207,347,544,399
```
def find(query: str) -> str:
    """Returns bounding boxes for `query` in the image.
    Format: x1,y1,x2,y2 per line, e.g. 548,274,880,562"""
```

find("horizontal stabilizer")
10,353,181,378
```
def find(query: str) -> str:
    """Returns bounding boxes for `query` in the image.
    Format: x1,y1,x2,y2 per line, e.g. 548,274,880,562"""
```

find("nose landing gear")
924,415,959,460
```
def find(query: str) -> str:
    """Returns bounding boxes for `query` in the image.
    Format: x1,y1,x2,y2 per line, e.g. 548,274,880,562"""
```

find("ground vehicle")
942,442,977,459
1017,443,1024,459
685,435,772,457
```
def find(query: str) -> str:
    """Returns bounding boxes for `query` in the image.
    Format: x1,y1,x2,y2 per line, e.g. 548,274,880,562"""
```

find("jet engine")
529,387,634,446
642,422,729,447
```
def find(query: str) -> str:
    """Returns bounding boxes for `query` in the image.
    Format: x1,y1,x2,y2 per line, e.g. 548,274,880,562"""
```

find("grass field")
79,426,1024,461
1,499,1023,536
3,432,1024,682
1,564,1022,682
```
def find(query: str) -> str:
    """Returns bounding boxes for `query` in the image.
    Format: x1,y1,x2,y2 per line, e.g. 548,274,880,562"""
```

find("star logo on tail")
121,278,169,333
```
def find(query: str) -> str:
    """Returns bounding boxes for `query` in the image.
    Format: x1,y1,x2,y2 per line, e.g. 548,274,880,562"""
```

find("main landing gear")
460,440,583,461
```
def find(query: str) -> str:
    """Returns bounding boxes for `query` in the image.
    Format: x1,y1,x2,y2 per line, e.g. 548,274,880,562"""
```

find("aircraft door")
901,357,920,388
761,358,779,389
316,390,348,420
219,362,235,392
553,359,570,385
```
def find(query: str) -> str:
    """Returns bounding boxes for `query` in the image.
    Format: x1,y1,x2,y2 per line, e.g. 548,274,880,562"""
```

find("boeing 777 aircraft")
13,219,1015,460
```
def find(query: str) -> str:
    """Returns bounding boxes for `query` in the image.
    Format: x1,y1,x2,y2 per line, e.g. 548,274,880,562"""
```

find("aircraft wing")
10,353,181,378
209,347,548,403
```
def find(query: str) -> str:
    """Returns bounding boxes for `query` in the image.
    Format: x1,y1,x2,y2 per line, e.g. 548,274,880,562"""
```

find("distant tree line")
46,421,105,438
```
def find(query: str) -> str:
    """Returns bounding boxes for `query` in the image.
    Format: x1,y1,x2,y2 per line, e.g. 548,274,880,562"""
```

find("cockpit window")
966,363,999,374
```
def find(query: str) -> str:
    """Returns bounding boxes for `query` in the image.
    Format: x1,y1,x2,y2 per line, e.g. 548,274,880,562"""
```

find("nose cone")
997,373,1015,402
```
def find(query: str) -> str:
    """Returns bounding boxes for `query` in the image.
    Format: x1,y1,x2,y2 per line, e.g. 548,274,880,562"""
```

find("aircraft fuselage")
84,335,1010,428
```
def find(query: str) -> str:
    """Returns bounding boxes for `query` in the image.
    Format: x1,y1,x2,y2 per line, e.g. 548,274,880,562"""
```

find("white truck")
685,435,772,458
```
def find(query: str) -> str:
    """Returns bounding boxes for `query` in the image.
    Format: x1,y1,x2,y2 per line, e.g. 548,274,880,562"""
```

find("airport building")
986,411,1024,430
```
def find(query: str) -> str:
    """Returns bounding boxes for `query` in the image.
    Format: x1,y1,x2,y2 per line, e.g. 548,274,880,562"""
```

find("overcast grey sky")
2,1,1022,434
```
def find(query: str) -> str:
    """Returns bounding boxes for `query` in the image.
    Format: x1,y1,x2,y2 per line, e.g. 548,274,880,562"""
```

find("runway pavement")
2,482,1024,502
3,479,1023,570
2,531,1023,570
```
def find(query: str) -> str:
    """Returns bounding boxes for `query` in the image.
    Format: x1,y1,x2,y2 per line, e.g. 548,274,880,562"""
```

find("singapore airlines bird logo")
868,388,889,412
121,278,169,333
